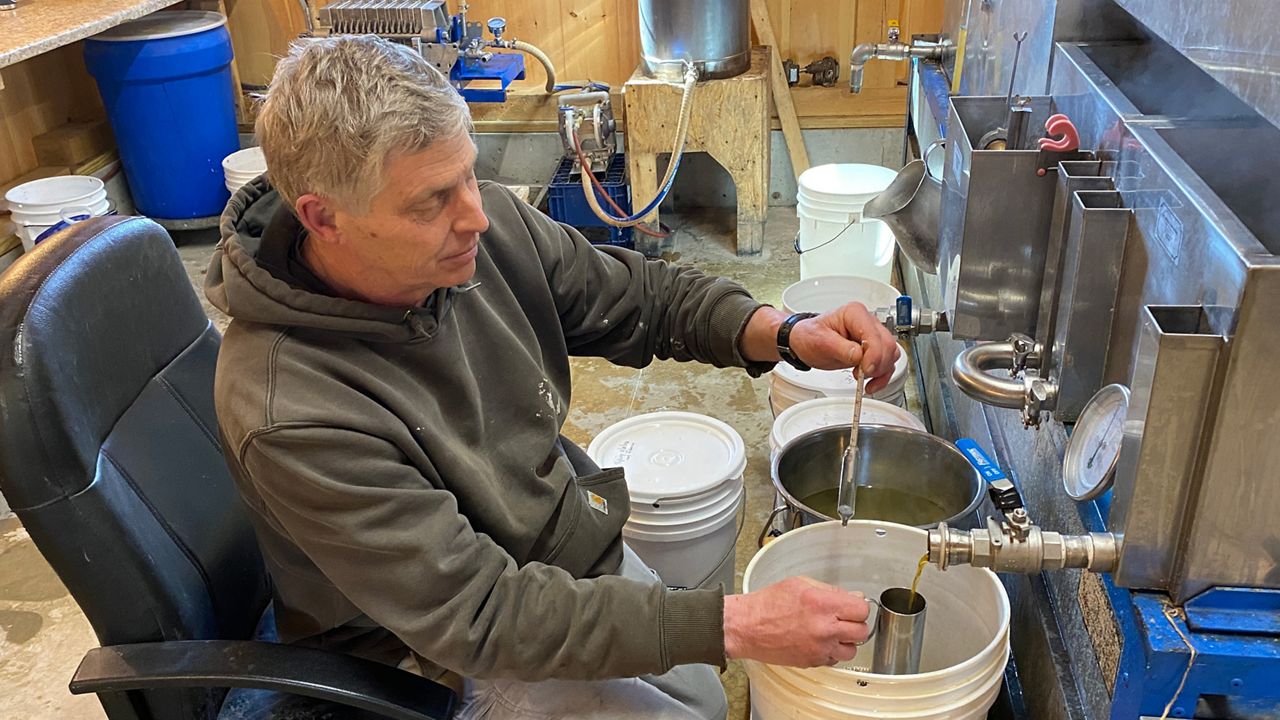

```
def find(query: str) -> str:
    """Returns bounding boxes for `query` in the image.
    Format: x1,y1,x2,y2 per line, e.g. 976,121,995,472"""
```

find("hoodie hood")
205,177,452,343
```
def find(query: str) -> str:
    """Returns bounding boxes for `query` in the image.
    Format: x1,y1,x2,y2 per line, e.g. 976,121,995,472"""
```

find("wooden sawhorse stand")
624,47,771,257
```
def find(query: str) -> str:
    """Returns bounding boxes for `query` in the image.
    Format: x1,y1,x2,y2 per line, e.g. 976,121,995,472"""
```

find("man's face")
329,131,490,299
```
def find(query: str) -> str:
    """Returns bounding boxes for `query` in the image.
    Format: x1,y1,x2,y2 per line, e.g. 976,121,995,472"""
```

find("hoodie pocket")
540,467,630,578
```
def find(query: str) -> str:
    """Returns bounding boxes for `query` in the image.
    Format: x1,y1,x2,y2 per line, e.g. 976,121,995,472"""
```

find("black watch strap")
777,312,818,371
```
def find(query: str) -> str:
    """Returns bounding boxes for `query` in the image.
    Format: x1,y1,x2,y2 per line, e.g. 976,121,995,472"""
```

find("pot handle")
757,504,790,548
855,597,881,646
923,139,947,180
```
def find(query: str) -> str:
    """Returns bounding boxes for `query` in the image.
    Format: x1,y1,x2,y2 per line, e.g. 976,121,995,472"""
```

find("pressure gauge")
1062,384,1130,501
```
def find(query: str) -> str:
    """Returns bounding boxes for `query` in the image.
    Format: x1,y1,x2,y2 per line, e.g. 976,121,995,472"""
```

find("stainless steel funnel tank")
638,0,750,80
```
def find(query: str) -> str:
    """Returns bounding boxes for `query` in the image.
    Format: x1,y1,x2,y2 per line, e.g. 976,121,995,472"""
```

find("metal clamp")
952,335,1057,427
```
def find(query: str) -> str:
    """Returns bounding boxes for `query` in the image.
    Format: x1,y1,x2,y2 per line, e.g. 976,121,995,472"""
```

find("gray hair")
257,35,473,212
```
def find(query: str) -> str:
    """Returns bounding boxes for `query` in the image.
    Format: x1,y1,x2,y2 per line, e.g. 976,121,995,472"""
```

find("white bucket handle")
59,205,95,224
665,483,747,591
794,218,859,255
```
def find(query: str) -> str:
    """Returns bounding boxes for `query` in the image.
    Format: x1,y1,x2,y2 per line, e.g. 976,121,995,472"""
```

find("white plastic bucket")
5,176,106,215
12,201,113,251
11,198,111,227
782,275,902,316
743,521,1010,719
223,147,267,192
770,344,910,413
770,396,925,456
587,411,746,590
796,164,898,283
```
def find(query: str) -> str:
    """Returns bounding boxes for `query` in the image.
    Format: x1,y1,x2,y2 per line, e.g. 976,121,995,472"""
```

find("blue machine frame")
453,53,525,103
1079,492,1280,718
432,14,526,103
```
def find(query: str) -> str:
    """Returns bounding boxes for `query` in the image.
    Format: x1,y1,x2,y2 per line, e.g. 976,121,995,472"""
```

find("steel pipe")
952,342,1026,408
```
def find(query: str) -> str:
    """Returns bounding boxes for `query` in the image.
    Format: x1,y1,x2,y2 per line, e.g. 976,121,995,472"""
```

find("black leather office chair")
0,217,455,720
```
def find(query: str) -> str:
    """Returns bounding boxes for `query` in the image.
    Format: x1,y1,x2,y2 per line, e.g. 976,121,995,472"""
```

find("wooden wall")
455,0,943,92
0,44,104,183
230,0,943,130
0,0,945,185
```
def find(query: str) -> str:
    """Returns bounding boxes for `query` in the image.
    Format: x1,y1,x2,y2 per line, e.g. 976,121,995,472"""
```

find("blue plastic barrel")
84,11,240,220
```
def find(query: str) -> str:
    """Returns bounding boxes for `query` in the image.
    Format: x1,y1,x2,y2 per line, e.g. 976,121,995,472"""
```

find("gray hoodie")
205,177,769,682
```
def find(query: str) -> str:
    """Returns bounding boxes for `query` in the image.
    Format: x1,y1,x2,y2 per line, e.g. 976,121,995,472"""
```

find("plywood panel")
247,0,944,126
226,0,310,87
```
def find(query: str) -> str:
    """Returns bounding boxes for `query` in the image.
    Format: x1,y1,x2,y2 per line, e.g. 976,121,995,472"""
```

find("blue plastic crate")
546,154,633,249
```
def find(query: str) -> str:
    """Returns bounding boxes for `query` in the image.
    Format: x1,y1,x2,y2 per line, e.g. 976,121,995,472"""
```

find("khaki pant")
454,546,728,720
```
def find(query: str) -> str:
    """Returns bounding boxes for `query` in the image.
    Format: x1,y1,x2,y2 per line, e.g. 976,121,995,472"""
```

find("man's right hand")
722,576,873,667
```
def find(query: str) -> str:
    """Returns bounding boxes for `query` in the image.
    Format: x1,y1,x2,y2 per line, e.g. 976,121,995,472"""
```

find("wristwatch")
777,312,817,371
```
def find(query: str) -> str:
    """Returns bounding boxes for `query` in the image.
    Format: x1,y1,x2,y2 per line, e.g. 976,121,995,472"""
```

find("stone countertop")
0,0,183,69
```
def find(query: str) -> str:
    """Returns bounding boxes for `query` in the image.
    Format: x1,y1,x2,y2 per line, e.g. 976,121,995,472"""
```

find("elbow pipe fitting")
952,342,1027,409
849,43,944,93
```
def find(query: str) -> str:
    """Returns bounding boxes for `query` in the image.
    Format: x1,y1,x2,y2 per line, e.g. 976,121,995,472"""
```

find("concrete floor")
0,206,921,719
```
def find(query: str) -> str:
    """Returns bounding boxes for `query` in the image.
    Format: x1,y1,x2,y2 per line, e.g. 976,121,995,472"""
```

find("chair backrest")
0,217,271,720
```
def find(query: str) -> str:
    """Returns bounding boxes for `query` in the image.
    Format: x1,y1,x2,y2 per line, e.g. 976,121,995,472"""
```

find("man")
207,35,900,719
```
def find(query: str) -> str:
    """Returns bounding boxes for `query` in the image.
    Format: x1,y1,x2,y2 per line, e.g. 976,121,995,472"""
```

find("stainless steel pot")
760,425,983,545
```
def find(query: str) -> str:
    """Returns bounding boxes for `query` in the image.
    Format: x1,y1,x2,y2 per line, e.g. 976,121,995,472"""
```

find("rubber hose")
513,40,557,94
579,70,697,227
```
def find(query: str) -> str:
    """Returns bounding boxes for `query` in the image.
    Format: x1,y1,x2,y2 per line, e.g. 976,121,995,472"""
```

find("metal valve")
934,440,1120,574
876,295,949,337
782,56,841,87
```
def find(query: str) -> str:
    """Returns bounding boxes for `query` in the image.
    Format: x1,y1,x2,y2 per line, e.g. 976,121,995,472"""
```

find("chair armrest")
69,640,455,720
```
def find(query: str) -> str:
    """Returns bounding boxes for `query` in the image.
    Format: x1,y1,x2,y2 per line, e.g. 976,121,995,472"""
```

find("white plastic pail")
796,164,898,282
587,411,746,591
743,522,1010,719
223,147,267,192
770,346,910,412
782,275,902,316
769,396,925,456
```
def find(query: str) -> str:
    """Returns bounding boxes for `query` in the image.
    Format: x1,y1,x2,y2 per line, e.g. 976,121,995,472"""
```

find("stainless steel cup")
870,587,927,674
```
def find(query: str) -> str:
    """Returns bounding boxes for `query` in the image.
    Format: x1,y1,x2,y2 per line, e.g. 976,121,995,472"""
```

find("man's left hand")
741,303,901,393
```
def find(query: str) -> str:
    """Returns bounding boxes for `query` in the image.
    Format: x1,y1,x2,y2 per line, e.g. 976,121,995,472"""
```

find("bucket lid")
797,164,898,202
90,10,227,42
587,411,746,502
771,396,925,449
771,343,908,393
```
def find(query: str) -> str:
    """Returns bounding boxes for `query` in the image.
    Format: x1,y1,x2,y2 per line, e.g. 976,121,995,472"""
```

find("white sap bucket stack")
223,147,267,194
771,351,909,412
587,411,746,591
796,164,899,282
744,522,1010,719
5,176,111,251
773,274,911,409
769,396,925,458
